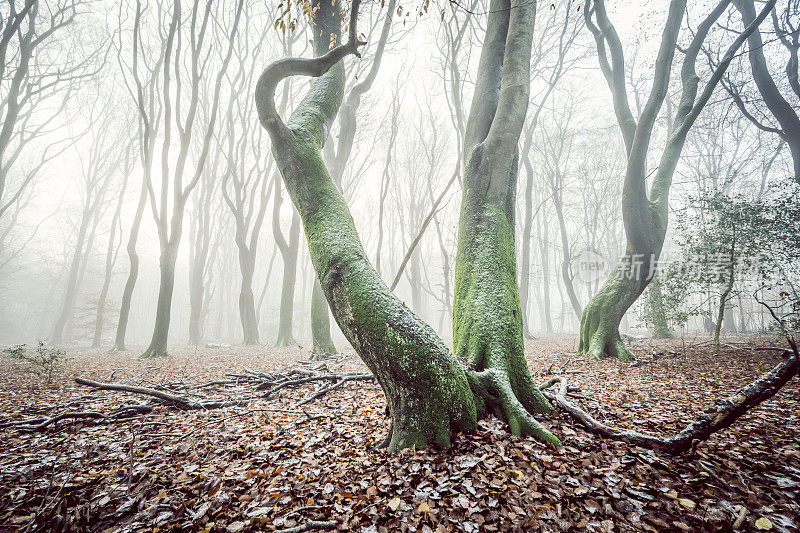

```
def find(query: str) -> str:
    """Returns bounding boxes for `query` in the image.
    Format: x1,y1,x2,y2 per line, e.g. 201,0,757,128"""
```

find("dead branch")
295,374,375,406
75,378,241,409
272,520,336,533
4,405,152,432
541,350,799,454
259,372,374,396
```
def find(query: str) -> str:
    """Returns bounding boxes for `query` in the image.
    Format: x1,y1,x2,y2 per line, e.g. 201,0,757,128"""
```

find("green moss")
577,264,640,361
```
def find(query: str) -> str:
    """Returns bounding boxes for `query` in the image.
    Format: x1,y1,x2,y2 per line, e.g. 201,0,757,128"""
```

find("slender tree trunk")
188,246,205,345
141,243,178,358
648,275,672,338
92,165,130,348
519,157,536,339
310,277,336,358
114,184,148,351
553,195,582,320
51,203,92,345
539,214,553,333
238,252,260,345
275,210,300,347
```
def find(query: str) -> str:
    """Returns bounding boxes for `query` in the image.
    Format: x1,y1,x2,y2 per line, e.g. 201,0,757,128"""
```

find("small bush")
4,341,67,383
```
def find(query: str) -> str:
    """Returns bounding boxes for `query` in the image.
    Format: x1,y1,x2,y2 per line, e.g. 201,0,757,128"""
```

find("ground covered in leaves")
0,334,798,532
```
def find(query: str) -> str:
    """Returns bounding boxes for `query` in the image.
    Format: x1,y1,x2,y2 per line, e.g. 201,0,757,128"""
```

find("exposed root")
139,347,169,359
541,350,799,454
468,369,561,447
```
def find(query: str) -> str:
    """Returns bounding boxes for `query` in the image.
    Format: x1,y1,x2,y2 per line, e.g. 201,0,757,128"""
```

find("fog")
1,0,797,353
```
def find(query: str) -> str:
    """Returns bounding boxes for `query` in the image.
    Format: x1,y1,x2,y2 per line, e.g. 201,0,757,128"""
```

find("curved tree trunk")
257,0,559,452
114,183,148,351
578,0,773,359
239,254,260,345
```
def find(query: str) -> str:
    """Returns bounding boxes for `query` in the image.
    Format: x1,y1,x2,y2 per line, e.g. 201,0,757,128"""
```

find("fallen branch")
4,405,152,432
541,350,799,454
75,378,241,410
272,520,336,533
259,372,373,396
295,373,375,406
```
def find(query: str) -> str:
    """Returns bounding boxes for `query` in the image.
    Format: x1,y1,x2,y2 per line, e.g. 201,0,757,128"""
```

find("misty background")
0,0,794,349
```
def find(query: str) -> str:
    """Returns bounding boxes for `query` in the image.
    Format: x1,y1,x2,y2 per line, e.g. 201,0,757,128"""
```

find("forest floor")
0,334,798,533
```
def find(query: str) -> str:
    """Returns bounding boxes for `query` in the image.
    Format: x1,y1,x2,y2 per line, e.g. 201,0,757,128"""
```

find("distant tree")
719,0,800,182
133,0,244,358
578,0,776,359
0,0,104,273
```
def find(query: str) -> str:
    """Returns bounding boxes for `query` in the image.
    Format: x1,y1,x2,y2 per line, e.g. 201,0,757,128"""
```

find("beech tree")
257,0,561,451
721,0,800,182
137,0,243,358
51,109,123,346
577,0,775,360
220,13,273,346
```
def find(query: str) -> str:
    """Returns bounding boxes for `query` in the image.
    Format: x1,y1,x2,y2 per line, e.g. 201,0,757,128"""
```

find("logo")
575,250,609,283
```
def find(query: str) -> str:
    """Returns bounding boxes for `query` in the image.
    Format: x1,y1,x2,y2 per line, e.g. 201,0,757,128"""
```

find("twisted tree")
256,0,559,451
577,0,775,360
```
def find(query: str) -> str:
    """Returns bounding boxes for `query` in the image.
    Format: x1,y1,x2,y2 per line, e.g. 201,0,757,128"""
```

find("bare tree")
91,142,134,348
0,0,104,272
220,13,273,346
578,0,775,359
719,0,800,182
51,109,123,345
136,0,244,358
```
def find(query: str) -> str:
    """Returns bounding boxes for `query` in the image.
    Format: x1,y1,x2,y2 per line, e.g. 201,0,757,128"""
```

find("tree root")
468,369,561,447
540,350,799,454
74,378,242,410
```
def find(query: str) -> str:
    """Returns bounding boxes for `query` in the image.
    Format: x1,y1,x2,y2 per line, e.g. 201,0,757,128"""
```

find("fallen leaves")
0,336,798,531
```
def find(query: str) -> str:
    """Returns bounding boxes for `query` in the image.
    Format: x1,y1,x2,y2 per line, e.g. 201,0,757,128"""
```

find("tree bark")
141,244,177,358
578,0,774,359
114,182,148,351
275,209,300,347
257,0,559,451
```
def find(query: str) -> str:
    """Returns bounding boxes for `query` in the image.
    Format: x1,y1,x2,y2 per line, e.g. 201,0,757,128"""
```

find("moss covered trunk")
578,261,649,360
453,148,553,420
257,0,558,451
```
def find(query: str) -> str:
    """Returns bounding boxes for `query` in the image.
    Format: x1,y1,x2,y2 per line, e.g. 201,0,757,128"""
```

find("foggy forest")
1,0,799,530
